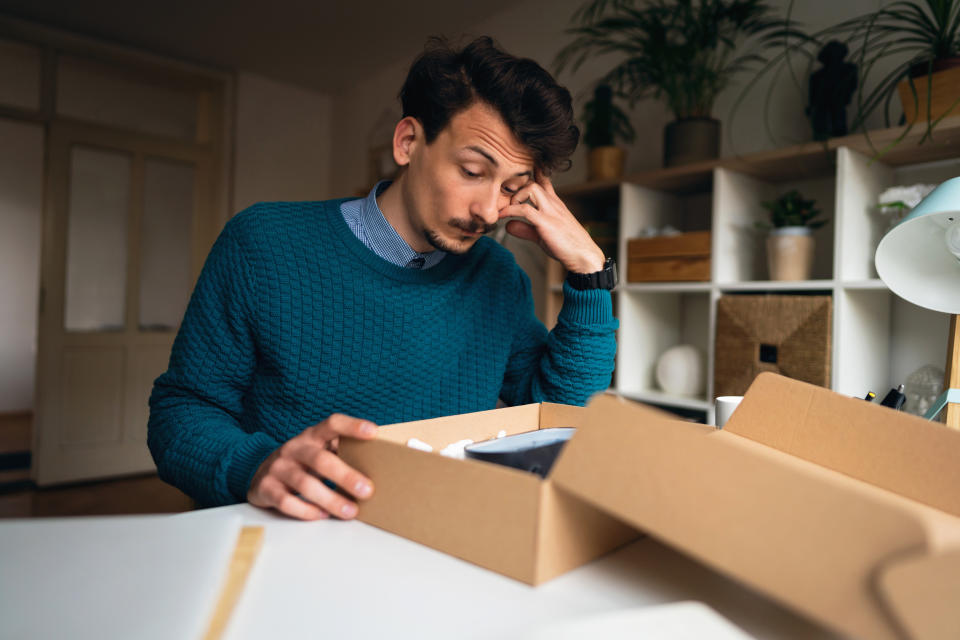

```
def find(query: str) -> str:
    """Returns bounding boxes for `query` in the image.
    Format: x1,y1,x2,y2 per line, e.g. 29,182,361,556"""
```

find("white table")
184,504,842,639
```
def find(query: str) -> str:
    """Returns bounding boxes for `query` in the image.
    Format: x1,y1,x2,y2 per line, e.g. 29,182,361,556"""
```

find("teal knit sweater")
148,199,617,506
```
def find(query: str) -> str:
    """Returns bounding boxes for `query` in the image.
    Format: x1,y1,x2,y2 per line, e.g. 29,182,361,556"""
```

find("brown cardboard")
725,372,960,516
339,403,639,585
877,548,960,640
341,379,960,639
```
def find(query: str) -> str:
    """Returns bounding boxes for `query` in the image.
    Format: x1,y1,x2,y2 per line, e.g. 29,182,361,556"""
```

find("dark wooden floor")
0,412,194,519
0,411,31,451
0,474,195,518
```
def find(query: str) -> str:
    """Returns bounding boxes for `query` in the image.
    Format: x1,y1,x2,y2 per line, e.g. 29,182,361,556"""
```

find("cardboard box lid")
550,378,960,639
725,372,960,517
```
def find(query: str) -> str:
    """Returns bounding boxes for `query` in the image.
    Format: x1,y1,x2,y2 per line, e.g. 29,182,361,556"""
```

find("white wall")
0,118,43,412
331,0,890,193
233,71,334,212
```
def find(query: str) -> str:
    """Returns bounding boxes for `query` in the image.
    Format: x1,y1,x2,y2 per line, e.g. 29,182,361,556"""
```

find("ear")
392,117,421,167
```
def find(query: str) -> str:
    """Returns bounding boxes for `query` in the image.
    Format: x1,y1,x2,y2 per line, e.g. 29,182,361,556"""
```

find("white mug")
715,396,744,428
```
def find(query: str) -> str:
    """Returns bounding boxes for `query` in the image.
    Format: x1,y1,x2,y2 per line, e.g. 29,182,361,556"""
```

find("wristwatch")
565,257,618,290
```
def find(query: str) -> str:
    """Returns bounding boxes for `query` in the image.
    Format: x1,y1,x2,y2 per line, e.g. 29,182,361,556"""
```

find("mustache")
449,219,499,235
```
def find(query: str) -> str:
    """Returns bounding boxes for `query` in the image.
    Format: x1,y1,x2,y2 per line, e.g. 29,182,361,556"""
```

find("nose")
471,185,505,227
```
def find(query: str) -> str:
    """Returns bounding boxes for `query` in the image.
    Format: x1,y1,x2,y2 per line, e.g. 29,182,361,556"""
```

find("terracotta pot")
897,58,960,124
663,118,720,167
587,146,625,181
767,227,814,281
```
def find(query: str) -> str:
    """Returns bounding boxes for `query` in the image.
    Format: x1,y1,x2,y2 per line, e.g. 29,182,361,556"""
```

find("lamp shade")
875,176,960,314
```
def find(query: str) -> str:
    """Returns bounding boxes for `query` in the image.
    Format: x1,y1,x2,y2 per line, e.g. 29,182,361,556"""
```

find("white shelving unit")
550,120,960,422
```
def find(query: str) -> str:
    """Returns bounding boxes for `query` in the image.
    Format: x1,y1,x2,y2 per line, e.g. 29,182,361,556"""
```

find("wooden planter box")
627,231,711,282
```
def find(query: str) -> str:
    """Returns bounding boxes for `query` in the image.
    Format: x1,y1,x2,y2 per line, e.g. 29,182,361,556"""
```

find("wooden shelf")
839,279,887,290
717,280,835,292
546,118,960,420
617,389,712,412
622,282,712,293
559,116,960,196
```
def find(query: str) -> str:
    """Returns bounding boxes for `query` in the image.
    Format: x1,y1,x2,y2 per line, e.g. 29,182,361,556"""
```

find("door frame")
32,120,219,485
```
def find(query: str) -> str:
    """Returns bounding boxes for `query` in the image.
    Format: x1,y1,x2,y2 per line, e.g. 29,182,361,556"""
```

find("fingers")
246,413,378,522
511,181,547,211
504,219,542,243
498,184,546,223
249,471,328,521
534,168,557,196
286,439,374,502
498,179,604,273
310,413,378,442
273,456,364,519
250,446,373,521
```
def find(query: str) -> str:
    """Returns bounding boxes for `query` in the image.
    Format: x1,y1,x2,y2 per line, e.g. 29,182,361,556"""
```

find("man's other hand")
498,170,605,275
247,414,377,521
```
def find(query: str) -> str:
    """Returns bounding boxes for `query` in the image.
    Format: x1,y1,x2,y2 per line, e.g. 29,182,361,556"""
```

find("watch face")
604,259,618,289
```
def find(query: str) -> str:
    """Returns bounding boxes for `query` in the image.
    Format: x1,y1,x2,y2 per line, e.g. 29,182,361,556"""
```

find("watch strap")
565,257,617,290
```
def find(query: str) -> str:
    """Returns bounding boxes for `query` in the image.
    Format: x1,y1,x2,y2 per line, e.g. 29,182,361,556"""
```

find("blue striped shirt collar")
342,180,446,269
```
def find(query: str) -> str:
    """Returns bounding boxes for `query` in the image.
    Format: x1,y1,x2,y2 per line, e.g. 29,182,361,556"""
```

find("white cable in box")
340,373,960,640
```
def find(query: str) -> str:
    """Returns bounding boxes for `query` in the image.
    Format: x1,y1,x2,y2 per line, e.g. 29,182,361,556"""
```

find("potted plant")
757,189,827,281
555,0,801,167
582,84,636,180
736,0,960,152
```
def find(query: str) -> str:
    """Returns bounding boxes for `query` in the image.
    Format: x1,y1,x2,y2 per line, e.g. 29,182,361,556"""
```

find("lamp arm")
937,314,960,429
924,389,960,422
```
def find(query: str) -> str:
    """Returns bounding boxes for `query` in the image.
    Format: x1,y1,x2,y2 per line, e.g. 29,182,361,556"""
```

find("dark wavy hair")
399,36,579,175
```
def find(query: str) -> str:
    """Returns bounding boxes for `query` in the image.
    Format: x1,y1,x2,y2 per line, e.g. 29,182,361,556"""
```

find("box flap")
376,403,542,448
726,372,960,517
551,393,949,640
539,402,590,429
876,547,960,640
340,436,543,583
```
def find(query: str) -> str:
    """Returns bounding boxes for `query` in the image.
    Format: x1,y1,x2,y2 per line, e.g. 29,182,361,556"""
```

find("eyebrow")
464,146,532,178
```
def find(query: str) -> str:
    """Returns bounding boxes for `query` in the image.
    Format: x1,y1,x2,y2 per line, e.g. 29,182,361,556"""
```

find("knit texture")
148,198,618,506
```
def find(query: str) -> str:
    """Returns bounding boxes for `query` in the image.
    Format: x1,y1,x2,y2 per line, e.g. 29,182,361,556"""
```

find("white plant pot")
767,226,814,281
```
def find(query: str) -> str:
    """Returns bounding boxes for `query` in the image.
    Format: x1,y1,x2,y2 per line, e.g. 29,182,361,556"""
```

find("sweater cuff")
558,281,615,326
226,431,282,502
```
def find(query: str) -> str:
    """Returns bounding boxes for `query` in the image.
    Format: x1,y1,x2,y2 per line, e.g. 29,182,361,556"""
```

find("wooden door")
33,121,216,485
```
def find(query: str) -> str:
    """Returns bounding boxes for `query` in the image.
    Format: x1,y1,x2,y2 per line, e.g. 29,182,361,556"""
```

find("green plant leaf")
555,0,802,121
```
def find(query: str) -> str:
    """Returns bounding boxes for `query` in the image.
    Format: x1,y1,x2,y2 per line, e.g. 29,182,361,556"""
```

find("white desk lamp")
875,176,960,428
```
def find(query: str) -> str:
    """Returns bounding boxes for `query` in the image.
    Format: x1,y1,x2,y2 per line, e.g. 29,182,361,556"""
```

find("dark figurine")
806,41,858,140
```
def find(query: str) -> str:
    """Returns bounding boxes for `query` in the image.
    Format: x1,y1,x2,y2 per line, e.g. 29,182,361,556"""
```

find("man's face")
398,101,535,254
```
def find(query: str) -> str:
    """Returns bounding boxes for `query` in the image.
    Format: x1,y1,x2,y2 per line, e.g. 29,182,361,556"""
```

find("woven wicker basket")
714,294,832,398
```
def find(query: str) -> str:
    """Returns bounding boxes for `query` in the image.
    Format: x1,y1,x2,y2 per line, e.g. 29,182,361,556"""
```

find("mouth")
450,220,497,237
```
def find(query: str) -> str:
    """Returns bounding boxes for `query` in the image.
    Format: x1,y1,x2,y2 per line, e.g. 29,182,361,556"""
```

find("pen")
863,391,876,402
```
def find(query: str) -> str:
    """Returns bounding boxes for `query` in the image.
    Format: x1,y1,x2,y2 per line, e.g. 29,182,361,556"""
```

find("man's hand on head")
498,171,605,274
247,413,377,521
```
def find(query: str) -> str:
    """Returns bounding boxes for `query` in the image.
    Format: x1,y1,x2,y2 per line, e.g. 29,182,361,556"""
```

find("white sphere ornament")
655,345,705,397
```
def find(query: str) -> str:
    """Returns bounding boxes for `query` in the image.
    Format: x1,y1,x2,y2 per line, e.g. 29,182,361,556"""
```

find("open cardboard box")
340,373,960,640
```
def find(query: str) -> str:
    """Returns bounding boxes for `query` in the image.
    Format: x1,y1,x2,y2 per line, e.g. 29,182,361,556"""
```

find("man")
148,36,618,521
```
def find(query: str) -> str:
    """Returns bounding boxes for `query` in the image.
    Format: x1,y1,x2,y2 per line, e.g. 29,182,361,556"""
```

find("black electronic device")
464,428,575,478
